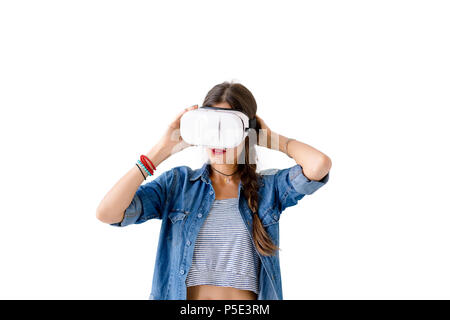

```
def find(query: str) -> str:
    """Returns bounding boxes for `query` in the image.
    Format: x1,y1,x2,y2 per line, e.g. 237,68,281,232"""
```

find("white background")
1,0,449,299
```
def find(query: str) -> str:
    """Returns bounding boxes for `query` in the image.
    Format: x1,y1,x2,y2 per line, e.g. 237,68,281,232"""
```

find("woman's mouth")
211,148,226,155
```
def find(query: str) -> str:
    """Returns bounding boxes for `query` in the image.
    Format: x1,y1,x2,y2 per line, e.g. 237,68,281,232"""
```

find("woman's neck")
209,163,240,183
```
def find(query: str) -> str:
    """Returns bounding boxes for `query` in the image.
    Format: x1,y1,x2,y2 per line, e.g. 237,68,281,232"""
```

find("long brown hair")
202,80,280,256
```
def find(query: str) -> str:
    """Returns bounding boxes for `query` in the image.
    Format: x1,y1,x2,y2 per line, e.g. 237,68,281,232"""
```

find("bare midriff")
187,284,257,300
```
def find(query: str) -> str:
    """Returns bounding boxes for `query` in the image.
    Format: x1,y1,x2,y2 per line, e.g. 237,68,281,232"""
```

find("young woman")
96,81,332,300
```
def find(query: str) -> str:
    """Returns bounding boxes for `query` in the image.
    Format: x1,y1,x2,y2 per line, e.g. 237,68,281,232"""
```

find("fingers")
184,104,198,113
176,104,198,119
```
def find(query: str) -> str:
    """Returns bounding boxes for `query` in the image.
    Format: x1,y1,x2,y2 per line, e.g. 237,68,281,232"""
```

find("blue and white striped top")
185,197,261,294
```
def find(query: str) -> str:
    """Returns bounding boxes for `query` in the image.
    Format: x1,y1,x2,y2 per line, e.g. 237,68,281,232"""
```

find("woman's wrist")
267,131,293,158
145,143,170,169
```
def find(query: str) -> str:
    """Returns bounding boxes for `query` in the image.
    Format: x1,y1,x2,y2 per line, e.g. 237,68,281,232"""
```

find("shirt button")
180,269,185,275
209,191,213,195
186,240,191,246
197,213,202,218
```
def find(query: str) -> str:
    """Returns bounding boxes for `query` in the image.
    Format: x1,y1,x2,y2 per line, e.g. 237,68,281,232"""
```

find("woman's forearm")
96,143,171,224
269,130,332,181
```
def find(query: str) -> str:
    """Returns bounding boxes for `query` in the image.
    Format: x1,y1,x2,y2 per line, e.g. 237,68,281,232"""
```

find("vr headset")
180,106,257,148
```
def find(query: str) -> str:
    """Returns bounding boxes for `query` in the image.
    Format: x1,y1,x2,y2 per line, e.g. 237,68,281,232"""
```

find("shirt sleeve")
273,163,330,212
110,168,175,227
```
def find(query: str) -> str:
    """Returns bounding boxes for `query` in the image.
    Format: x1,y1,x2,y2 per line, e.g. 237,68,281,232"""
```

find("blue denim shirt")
111,161,329,300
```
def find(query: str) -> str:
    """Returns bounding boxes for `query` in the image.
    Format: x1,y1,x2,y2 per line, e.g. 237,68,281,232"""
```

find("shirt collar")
189,162,210,182
189,162,245,190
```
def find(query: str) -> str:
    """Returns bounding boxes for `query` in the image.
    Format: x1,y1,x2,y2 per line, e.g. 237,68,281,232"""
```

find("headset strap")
248,117,257,129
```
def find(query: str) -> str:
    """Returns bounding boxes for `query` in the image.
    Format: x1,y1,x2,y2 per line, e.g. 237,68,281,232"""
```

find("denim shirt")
111,161,329,300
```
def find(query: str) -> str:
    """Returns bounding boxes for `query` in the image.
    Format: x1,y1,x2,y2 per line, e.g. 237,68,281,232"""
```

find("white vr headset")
180,105,257,148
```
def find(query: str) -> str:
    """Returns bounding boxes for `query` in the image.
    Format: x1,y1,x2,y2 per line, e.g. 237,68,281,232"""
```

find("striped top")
185,197,261,295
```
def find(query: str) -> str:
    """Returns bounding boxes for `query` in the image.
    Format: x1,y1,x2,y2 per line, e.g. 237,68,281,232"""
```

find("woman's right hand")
158,104,199,157
96,104,199,225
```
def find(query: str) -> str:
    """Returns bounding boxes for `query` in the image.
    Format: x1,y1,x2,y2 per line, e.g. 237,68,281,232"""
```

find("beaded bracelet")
137,159,152,177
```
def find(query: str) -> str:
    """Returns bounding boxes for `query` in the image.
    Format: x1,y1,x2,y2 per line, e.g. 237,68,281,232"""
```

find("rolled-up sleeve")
110,193,144,227
274,163,329,212
110,169,175,227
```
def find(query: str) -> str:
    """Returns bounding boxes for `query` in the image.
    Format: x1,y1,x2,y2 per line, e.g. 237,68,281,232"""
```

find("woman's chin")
209,156,226,163
208,153,229,164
